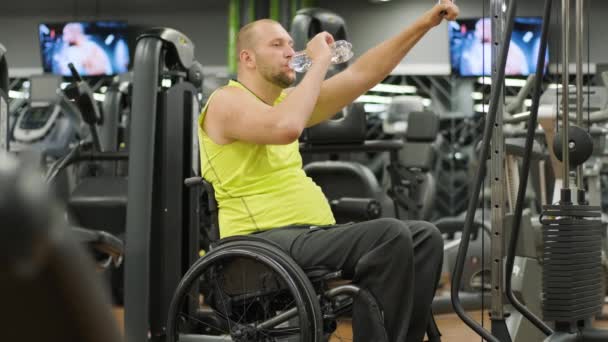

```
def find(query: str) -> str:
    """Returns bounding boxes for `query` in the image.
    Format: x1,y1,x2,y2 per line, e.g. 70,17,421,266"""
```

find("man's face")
63,24,83,45
475,18,492,43
250,23,296,88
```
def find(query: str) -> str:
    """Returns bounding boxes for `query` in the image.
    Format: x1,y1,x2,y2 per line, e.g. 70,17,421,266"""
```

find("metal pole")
0,44,8,153
228,0,240,75
249,0,256,23
254,0,270,19
290,0,298,23
270,0,280,20
576,0,584,191
240,0,252,28
449,0,518,339
561,0,570,191
490,0,506,322
302,0,316,8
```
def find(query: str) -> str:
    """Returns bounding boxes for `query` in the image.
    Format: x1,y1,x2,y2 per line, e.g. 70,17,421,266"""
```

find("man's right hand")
305,32,334,64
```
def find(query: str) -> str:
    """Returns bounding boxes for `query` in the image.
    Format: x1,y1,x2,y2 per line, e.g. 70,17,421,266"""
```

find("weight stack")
541,204,604,322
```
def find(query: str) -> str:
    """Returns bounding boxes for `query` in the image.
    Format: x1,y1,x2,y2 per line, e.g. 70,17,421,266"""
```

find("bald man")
54,23,112,76
198,1,459,341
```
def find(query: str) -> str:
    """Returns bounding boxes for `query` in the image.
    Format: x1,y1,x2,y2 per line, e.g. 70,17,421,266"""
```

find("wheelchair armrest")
185,177,218,213
330,197,382,221
184,176,205,187
304,266,343,282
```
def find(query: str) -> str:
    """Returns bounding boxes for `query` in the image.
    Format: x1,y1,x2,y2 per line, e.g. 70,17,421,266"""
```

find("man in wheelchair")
196,2,459,341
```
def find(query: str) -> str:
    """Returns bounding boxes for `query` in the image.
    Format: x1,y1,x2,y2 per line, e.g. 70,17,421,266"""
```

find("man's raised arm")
305,0,459,127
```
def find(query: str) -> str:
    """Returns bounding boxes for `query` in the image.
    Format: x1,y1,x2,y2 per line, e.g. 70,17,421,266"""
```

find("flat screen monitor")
39,21,130,77
448,17,549,77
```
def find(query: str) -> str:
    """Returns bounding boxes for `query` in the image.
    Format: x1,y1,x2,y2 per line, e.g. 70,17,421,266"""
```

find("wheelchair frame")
166,176,378,342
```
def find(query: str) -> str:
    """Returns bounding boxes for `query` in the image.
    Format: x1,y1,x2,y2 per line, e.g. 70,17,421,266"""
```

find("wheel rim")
167,247,314,342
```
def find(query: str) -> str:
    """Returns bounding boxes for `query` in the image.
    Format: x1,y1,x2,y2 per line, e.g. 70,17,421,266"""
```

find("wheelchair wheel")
167,241,324,342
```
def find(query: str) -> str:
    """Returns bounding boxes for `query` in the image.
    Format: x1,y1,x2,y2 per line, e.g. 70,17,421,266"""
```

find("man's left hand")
425,0,459,28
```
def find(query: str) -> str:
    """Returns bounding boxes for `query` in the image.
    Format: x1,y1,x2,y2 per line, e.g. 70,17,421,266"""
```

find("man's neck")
236,74,283,105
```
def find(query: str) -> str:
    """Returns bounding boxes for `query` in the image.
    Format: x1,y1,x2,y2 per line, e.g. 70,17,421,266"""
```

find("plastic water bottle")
288,40,354,73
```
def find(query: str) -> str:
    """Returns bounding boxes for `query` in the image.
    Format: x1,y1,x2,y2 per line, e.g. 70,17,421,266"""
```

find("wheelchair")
166,176,442,342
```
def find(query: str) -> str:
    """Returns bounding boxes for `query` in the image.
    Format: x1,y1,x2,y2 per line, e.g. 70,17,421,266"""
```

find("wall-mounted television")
449,17,549,77
39,21,130,77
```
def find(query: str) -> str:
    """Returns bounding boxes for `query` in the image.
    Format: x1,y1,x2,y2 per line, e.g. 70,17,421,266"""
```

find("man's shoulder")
213,84,254,103
207,86,246,113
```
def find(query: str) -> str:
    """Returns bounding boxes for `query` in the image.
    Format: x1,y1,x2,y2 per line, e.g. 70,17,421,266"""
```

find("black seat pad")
68,177,127,235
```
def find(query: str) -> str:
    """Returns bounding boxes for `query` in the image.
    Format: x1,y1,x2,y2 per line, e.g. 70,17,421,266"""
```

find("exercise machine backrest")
303,160,388,222
301,102,399,219
383,95,425,136
302,101,367,144
290,7,349,77
394,111,439,220
63,66,128,235
291,7,363,146
0,153,122,342
400,111,439,171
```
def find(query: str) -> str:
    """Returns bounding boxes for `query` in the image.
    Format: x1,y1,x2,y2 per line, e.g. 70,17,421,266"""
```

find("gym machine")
451,0,608,341
124,28,204,342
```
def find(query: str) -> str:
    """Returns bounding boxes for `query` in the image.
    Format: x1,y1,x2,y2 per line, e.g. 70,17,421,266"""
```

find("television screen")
39,21,130,77
449,17,549,77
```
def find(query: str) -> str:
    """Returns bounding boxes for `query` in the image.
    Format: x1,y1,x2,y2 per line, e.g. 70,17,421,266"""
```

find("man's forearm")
306,17,435,127
276,59,331,133
348,17,433,89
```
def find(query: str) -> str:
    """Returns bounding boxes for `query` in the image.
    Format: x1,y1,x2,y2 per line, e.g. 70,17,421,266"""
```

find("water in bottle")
289,40,354,73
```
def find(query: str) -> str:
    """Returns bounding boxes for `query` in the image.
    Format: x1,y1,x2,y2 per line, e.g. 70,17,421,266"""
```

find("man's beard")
272,72,294,88
261,67,294,89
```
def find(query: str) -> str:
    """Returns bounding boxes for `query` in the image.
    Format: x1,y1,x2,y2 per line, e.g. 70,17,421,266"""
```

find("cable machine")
451,0,607,341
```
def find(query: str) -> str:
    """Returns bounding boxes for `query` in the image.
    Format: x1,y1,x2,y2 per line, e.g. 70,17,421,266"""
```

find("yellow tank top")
198,80,335,238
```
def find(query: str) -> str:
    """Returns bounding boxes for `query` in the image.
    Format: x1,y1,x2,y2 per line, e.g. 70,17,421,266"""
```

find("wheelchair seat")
219,235,343,283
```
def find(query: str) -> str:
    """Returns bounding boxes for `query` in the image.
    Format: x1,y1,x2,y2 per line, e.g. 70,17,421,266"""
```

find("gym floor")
111,304,608,341
108,265,608,341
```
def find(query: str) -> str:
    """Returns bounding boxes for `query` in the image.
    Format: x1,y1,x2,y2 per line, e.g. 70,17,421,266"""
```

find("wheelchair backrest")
191,178,221,249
